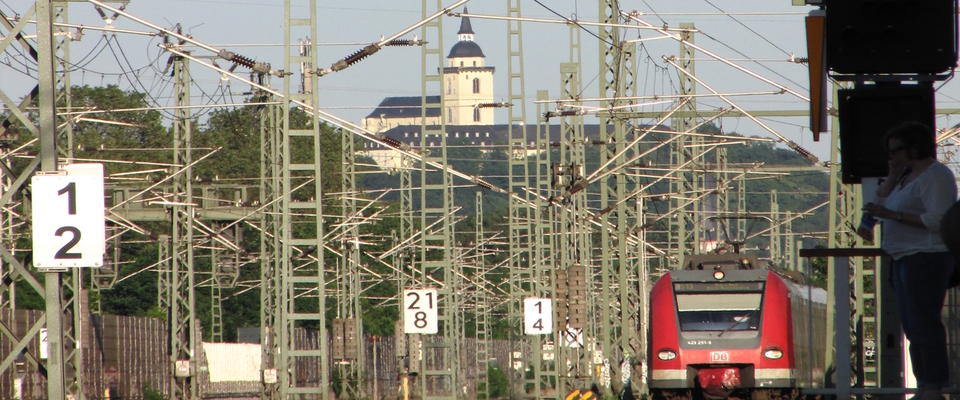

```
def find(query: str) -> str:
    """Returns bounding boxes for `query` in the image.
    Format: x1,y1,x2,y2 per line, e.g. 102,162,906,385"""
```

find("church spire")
458,8,474,41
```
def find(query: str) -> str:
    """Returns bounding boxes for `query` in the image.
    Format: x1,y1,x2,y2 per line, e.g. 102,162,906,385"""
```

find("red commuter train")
647,254,826,400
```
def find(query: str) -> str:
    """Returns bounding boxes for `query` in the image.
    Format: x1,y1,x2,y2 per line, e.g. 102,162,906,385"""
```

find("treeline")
4,85,829,342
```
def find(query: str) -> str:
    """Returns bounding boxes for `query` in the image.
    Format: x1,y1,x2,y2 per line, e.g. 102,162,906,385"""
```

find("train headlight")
657,349,677,361
762,347,783,360
713,270,725,280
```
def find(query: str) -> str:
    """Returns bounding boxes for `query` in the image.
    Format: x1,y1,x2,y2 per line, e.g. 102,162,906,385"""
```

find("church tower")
362,8,495,132
443,8,495,125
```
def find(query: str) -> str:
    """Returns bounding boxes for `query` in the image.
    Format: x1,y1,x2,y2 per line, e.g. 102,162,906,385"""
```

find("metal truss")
505,0,549,398
474,191,490,400
597,0,642,394
0,2,84,398
554,35,592,392
210,219,242,343
259,79,282,400
415,1,458,398
281,1,328,397
335,122,365,397
169,54,198,399
668,23,703,269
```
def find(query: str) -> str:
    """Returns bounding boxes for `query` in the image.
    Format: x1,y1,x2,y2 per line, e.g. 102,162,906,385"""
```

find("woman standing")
864,121,957,400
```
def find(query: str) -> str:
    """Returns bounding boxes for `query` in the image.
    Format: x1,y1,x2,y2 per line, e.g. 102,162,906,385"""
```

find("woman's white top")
877,161,957,260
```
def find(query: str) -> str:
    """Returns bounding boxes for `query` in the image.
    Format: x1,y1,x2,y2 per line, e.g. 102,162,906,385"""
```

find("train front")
648,263,794,399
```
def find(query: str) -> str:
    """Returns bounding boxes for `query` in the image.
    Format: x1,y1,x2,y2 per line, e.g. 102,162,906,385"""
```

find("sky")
2,0,959,163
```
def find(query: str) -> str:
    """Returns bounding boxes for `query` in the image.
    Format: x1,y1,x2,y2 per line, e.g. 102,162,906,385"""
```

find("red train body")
647,255,826,400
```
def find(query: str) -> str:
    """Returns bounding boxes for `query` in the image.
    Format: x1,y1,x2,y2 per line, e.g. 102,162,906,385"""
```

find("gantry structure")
7,2,950,400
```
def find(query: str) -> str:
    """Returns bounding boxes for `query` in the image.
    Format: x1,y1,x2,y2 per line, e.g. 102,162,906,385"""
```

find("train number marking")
403,289,438,334
31,165,105,268
523,297,553,335
687,340,712,345
710,351,730,362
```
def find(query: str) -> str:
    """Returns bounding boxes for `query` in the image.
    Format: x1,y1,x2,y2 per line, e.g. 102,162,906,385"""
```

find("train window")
675,293,762,332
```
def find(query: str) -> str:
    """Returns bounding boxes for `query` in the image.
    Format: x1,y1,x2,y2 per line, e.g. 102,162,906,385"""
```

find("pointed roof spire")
458,7,474,35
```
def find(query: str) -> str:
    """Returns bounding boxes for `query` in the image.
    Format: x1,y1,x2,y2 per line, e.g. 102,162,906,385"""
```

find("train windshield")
674,293,762,332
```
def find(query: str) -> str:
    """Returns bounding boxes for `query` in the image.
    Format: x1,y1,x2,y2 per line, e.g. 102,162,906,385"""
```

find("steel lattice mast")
258,74,282,399
596,0,642,393
416,1,458,398
169,53,198,400
474,190,490,400
668,23,703,269
504,0,547,397
335,123,366,397
554,25,591,392
281,0,328,397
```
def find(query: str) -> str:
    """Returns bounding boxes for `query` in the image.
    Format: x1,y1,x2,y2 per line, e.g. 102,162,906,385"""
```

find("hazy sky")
2,0,958,162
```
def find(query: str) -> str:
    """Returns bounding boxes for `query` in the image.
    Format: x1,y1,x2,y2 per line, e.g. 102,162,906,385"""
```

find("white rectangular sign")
31,164,105,268
403,289,438,334
523,297,552,335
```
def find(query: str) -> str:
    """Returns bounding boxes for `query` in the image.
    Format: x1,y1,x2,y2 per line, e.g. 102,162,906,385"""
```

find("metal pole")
38,0,65,398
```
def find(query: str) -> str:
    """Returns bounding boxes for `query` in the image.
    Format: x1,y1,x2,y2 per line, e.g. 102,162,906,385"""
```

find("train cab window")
675,293,762,332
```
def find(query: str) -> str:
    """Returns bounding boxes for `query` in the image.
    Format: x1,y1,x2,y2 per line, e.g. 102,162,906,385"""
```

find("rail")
797,248,960,399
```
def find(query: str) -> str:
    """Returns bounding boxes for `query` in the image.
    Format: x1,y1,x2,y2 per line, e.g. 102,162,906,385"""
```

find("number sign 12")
403,289,438,334
524,297,553,335
31,164,105,268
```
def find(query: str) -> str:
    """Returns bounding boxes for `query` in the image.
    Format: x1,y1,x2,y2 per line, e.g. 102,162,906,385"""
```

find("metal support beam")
417,1,458,398
668,23,702,268
282,1,328,397
258,79,282,399
169,53,198,400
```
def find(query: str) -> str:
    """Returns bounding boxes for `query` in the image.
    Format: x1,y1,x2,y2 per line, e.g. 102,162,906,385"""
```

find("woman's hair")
884,121,936,160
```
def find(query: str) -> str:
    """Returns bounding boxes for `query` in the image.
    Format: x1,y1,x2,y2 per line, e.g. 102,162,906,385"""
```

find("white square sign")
403,289,438,334
524,297,552,335
31,164,105,268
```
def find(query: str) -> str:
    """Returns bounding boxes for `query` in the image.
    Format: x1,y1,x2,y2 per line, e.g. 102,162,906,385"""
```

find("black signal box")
826,0,957,74
837,84,935,183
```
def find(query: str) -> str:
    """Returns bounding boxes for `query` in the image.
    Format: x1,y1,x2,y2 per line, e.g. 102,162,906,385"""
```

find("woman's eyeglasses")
888,146,907,155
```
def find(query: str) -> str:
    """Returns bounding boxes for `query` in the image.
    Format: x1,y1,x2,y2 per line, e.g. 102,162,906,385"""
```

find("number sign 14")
31,164,105,268
403,289,438,334
524,297,553,335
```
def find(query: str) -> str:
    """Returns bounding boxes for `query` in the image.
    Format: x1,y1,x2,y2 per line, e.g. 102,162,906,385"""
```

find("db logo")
710,351,730,362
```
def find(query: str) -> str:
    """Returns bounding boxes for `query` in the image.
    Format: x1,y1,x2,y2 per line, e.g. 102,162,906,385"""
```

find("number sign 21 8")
403,289,438,334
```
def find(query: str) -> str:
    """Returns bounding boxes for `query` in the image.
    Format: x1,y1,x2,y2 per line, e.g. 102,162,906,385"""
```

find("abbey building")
361,10,495,132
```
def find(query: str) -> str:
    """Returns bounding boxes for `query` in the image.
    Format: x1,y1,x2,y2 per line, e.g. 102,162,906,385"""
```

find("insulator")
476,101,512,109
787,141,818,163
794,57,810,64
476,179,493,191
384,39,420,47
333,44,381,72
381,136,402,149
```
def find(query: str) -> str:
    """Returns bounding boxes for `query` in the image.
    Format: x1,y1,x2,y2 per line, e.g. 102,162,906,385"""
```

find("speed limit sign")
403,289,438,334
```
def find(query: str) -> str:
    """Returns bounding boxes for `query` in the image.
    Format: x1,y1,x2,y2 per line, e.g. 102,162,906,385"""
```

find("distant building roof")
448,41,485,58
375,124,672,144
365,96,441,120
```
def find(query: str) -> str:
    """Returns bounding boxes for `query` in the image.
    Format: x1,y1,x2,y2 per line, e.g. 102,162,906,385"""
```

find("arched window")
473,108,481,122
472,78,480,94
446,78,451,95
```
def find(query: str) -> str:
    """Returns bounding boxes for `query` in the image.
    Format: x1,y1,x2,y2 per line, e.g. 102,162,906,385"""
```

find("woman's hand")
887,159,905,179
863,202,890,219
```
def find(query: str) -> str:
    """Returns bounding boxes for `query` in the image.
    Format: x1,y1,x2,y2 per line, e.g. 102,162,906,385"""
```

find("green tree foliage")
486,365,509,399
70,85,172,174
